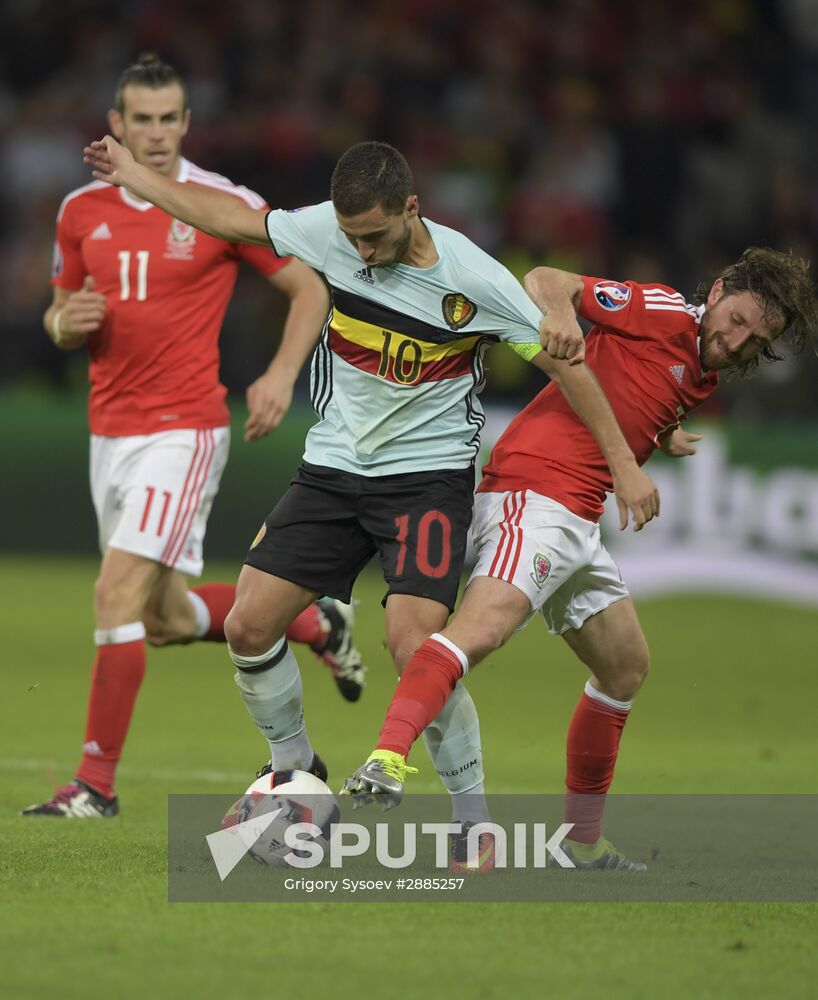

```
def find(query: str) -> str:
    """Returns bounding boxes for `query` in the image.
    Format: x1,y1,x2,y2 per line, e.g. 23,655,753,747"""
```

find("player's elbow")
523,267,550,298
525,267,583,313
234,206,272,247
209,203,269,247
524,265,566,293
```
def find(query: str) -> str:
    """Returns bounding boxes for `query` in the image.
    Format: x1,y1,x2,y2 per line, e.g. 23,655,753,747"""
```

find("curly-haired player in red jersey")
344,248,816,870
22,54,363,819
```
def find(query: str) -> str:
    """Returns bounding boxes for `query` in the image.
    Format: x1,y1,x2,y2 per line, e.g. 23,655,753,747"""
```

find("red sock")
285,603,328,647
75,639,147,798
190,583,235,642
377,637,464,758
565,686,630,844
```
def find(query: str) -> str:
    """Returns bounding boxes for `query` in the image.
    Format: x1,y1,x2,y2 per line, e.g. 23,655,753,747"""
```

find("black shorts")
244,462,475,610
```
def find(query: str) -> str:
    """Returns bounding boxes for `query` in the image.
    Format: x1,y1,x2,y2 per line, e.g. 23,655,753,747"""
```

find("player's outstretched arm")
524,266,586,365
84,135,269,246
244,261,330,441
531,351,660,531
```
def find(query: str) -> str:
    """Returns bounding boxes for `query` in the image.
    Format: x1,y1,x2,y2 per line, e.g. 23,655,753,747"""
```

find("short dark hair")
697,247,817,377
330,142,413,217
115,53,187,112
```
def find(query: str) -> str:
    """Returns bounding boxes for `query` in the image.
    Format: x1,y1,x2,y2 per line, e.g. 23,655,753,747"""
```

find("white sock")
230,639,315,766
93,621,146,645
421,682,489,823
265,727,315,772
584,679,633,713
187,591,210,639
451,781,489,825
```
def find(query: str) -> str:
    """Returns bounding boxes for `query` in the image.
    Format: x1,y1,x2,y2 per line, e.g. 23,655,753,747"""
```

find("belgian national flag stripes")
329,288,491,386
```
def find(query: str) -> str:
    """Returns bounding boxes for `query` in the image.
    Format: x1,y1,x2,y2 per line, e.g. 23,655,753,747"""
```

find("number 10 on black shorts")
245,462,476,610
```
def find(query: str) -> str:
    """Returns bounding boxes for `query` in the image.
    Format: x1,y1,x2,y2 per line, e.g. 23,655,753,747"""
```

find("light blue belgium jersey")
265,201,542,476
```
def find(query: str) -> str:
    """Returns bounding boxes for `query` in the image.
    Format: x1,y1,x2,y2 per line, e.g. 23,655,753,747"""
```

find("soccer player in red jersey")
344,249,816,869
22,54,361,819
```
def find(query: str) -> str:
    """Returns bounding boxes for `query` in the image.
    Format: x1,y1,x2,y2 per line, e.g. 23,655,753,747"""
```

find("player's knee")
386,620,445,674
389,639,421,675
93,574,133,623
394,621,505,674
224,608,249,651
628,642,650,694
444,617,510,666
635,650,650,687
224,607,273,657
388,630,484,675
605,651,650,702
475,620,511,659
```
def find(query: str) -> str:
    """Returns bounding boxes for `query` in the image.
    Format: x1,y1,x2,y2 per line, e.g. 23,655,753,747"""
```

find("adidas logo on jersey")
90,223,112,240
669,364,686,384
353,266,374,285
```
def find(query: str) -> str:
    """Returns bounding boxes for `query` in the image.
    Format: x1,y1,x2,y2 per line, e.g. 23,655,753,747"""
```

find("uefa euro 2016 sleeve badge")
593,281,631,311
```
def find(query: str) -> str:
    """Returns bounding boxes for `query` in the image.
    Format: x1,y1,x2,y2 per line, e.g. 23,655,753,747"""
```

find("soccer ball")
228,769,339,868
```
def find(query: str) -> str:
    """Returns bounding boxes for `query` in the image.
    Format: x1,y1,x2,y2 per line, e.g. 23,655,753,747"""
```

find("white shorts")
90,427,230,576
469,490,629,634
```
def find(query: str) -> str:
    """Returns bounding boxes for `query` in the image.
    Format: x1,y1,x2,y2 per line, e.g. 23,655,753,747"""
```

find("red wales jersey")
480,277,720,521
52,158,291,436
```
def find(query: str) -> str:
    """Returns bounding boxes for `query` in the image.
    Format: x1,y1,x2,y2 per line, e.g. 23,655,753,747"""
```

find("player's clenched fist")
244,366,295,442
538,314,586,365
48,276,106,350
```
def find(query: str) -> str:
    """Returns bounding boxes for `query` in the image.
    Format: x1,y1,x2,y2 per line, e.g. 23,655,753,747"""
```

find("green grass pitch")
2,556,816,998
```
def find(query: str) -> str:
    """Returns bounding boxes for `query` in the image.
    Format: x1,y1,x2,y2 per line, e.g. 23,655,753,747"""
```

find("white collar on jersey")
693,303,709,379
118,157,192,212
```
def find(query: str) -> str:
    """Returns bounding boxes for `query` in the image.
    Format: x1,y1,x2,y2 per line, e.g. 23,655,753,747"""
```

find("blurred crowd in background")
2,0,816,419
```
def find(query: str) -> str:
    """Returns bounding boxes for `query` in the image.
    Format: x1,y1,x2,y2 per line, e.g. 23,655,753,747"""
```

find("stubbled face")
699,279,784,371
108,83,190,176
335,197,417,267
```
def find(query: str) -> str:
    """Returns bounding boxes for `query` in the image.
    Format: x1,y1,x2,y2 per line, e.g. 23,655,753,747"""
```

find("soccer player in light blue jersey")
84,135,658,865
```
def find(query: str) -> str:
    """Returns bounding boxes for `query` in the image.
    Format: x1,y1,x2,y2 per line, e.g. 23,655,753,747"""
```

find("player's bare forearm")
267,263,330,378
84,136,269,245
244,265,330,441
534,352,630,467
532,351,660,530
524,267,586,364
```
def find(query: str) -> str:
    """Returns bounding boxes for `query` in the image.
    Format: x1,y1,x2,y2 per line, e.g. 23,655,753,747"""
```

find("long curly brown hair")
695,247,817,377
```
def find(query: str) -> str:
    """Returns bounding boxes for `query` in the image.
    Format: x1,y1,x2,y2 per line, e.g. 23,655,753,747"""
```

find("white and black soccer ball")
232,769,339,868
